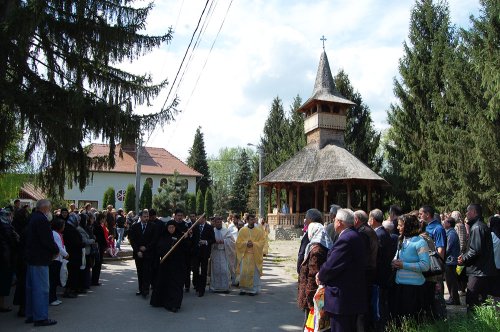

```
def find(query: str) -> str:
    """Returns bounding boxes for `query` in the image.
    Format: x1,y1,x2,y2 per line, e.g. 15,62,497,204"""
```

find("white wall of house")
64,172,197,210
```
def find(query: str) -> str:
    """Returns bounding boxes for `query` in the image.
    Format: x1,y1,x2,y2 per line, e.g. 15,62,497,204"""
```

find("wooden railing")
267,213,332,229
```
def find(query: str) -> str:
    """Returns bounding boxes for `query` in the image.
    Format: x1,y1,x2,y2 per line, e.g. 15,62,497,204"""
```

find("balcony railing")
267,213,332,229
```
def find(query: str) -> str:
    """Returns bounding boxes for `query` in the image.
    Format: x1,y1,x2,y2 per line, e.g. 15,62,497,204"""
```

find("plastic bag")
313,285,330,332
304,308,314,332
60,259,68,287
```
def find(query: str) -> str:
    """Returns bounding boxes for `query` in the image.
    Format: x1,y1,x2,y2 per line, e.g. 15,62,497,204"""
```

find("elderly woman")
389,214,430,323
297,208,332,328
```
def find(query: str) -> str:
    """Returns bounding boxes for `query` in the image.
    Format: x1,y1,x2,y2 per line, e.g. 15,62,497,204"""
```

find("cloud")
103,0,480,162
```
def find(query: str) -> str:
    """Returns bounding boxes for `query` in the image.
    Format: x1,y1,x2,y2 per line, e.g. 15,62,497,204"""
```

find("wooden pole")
160,213,205,264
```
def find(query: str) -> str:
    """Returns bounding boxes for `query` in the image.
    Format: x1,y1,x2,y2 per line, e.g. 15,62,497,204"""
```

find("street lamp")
247,143,264,219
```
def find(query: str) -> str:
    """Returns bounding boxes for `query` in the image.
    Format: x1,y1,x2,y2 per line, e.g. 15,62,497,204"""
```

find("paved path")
1,252,303,332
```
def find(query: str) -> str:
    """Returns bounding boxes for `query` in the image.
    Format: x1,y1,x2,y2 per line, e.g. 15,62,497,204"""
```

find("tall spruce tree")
334,70,381,170
102,187,116,209
195,189,204,215
0,1,177,196
286,94,306,157
123,184,136,213
260,97,290,175
140,181,152,210
229,150,252,214
385,0,454,207
187,126,211,194
204,189,214,217
152,171,187,217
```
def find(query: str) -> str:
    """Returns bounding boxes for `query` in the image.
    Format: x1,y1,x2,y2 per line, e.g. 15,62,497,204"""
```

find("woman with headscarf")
91,212,108,286
0,208,19,312
389,214,430,324
297,209,333,328
150,220,189,312
76,213,96,290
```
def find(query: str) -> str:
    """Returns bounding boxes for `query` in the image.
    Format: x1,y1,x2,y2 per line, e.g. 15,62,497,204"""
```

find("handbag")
423,251,444,277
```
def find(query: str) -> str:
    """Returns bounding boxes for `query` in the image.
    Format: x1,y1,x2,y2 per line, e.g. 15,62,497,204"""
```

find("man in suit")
317,209,367,332
191,214,215,297
148,209,163,290
369,209,393,332
24,199,59,326
128,209,155,297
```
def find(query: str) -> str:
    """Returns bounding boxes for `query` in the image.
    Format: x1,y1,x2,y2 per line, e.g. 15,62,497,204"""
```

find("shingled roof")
88,144,202,177
298,51,355,112
259,143,387,185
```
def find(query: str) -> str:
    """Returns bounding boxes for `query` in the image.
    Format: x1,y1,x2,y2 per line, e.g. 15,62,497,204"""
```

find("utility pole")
135,136,142,213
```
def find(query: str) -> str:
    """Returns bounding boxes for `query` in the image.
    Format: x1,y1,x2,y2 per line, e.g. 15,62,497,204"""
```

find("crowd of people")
297,204,500,332
0,199,271,326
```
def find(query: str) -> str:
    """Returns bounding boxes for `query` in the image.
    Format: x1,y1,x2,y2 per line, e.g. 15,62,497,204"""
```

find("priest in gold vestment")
236,215,264,295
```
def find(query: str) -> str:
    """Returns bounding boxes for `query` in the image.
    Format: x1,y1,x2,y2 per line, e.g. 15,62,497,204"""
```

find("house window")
78,200,98,209
146,177,153,188
160,178,168,187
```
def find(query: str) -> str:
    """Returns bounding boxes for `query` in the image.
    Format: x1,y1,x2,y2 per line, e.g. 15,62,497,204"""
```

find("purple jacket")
318,227,367,315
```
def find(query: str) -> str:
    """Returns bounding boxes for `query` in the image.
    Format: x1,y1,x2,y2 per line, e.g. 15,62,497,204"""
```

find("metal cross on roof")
320,35,327,49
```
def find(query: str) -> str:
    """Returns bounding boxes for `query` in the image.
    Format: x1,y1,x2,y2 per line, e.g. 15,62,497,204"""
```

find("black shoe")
239,291,246,295
247,293,255,296
142,292,149,299
198,292,204,297
223,290,230,294
62,292,77,298
136,291,142,296
91,283,102,286
34,319,57,326
446,299,460,305
17,310,25,317
25,317,33,324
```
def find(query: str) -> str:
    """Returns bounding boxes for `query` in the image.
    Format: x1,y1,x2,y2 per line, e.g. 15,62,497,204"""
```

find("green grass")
386,300,500,332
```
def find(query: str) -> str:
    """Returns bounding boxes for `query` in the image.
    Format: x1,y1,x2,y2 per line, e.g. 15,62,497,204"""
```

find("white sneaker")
50,300,62,306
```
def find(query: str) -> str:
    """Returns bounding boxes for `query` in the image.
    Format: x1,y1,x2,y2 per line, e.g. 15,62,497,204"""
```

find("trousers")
26,265,50,321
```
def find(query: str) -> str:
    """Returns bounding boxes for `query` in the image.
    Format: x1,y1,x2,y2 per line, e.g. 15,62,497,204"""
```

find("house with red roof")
64,143,201,209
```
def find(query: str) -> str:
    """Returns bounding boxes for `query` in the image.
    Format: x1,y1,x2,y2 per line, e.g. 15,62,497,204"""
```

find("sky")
115,0,481,162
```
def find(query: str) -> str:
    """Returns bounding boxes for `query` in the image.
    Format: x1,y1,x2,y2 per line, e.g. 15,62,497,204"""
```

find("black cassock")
150,229,188,310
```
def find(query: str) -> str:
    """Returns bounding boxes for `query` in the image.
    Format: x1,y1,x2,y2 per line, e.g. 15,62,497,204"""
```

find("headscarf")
68,213,79,227
303,222,333,262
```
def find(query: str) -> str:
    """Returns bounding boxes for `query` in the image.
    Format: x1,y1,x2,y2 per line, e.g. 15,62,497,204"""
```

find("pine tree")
229,150,252,214
246,156,260,215
140,181,152,210
196,189,205,215
184,193,196,215
124,184,136,213
152,171,187,217
204,188,214,217
286,94,306,156
0,1,176,196
334,70,381,171
385,0,454,206
187,127,211,194
260,97,290,175
102,187,116,209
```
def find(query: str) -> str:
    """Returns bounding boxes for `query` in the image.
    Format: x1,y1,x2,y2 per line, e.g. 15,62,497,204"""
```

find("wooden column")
314,183,319,209
296,185,301,214
289,187,294,214
367,182,372,212
268,186,272,213
323,182,328,213
277,185,281,212
347,182,352,209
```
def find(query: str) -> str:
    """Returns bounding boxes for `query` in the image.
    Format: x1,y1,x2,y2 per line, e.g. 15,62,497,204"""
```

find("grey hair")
305,208,323,223
336,209,354,227
369,209,384,224
329,204,341,215
36,199,51,210
354,210,368,224
382,220,394,232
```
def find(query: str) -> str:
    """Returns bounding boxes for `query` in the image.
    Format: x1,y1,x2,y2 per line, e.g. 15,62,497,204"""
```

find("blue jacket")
318,227,367,315
445,228,460,265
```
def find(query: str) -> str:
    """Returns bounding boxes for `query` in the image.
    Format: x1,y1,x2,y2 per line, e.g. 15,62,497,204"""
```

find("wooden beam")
268,185,272,213
314,183,319,209
367,182,372,212
347,182,352,209
323,182,328,213
296,185,301,214
277,185,281,212
289,187,294,214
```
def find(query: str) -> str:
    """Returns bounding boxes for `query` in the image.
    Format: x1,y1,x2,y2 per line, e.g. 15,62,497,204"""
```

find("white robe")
210,227,236,291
